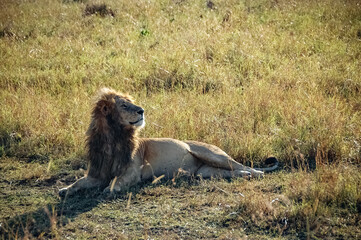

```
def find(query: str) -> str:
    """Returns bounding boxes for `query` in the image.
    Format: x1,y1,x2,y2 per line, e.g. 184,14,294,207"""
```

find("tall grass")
221,165,361,238
0,0,360,168
1,1,361,238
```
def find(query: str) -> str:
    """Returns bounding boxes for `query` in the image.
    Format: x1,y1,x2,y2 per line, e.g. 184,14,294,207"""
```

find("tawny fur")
59,88,278,197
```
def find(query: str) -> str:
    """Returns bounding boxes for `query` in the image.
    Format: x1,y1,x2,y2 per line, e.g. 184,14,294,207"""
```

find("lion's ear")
98,100,111,116
101,105,109,116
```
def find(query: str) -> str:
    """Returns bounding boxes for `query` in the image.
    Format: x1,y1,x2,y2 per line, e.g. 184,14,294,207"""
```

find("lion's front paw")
103,185,121,194
103,186,111,194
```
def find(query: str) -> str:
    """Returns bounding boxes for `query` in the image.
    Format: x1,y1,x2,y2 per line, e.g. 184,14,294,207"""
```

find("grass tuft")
83,4,115,18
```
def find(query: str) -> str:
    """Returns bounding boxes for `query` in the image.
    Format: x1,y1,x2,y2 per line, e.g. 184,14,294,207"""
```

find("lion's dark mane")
86,93,138,184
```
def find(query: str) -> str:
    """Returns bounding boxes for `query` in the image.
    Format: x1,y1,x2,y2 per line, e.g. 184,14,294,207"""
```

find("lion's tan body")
138,138,259,180
59,88,277,197
138,138,200,180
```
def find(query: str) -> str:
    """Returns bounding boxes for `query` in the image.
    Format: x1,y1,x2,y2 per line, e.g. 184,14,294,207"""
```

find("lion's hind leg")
186,141,263,178
196,165,251,179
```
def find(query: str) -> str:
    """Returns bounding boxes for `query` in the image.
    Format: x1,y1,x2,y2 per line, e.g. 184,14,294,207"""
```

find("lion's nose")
137,108,144,115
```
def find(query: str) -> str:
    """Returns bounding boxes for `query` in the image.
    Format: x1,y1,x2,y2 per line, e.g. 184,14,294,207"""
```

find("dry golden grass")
1,0,360,167
0,0,360,239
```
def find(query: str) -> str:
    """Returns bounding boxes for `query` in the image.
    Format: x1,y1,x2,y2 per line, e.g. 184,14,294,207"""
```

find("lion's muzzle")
130,108,145,127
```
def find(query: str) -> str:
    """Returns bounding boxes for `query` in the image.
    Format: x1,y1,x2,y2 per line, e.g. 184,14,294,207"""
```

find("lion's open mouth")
130,118,144,125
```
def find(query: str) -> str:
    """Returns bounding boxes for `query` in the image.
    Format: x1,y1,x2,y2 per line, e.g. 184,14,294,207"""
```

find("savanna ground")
0,0,360,239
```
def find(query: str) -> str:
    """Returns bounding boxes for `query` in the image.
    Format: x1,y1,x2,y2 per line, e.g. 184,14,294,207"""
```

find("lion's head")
86,88,144,182
92,87,145,129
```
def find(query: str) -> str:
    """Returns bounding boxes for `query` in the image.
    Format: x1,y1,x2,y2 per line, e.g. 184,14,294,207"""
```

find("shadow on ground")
0,176,200,239
0,189,103,238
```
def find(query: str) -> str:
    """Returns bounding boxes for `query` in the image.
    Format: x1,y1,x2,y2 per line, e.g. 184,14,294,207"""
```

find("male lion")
59,88,278,197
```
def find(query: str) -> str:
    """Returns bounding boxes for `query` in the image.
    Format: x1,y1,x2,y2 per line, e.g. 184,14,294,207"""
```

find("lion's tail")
254,157,279,172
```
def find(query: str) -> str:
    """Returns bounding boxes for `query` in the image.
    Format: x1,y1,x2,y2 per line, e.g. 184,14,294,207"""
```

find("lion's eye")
121,104,127,109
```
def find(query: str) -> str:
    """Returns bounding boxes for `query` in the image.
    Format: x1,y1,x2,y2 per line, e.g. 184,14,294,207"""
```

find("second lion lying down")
59,88,278,196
